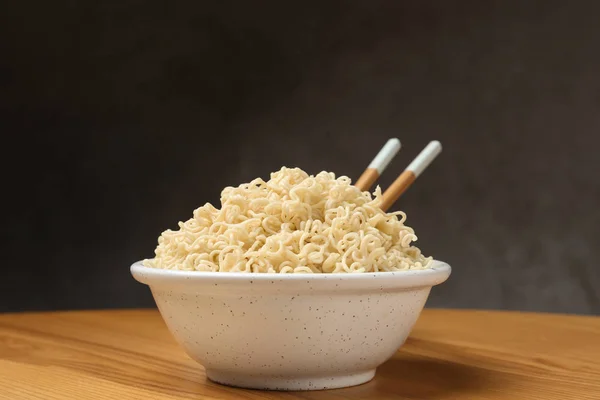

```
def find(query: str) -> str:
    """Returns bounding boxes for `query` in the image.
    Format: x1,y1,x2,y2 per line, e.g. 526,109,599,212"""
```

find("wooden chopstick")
355,138,401,192
379,140,442,211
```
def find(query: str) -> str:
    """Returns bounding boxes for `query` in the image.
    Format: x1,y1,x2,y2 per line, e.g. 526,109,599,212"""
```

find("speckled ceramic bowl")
131,260,450,391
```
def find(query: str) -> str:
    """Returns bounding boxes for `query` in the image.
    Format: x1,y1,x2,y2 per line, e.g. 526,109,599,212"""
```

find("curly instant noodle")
144,167,432,273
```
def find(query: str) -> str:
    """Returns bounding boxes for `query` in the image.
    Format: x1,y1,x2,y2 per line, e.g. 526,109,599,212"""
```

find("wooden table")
1,309,599,399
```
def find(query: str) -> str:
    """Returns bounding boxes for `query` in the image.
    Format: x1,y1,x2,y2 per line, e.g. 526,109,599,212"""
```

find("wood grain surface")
0,309,599,399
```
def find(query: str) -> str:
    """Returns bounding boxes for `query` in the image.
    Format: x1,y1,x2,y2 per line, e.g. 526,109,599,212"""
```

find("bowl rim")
131,259,451,287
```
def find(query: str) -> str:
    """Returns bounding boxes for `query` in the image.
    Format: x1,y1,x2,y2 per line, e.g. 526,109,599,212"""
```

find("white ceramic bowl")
131,260,451,391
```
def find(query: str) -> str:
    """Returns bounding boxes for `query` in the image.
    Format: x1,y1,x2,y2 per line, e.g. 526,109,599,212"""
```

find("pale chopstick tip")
405,140,442,177
387,137,401,149
429,140,442,152
367,138,402,174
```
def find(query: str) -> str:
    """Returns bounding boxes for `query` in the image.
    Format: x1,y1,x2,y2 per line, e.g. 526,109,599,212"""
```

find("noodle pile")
144,167,432,273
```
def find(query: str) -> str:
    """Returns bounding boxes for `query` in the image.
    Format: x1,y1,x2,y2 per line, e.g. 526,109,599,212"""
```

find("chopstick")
379,140,442,211
355,138,401,192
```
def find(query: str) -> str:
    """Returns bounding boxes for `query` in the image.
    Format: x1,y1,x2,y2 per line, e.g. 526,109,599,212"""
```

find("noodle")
144,167,432,273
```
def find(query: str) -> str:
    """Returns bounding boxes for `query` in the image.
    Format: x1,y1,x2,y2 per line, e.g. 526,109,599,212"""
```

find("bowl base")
205,369,376,391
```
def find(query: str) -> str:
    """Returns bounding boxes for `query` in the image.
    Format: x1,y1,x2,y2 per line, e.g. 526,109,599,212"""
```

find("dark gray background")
1,1,598,314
